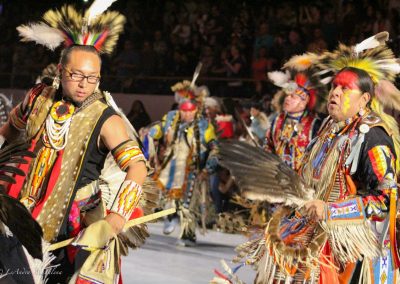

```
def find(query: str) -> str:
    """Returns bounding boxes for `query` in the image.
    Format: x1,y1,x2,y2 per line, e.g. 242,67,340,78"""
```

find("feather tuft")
17,23,65,50
354,31,389,54
86,0,118,25
375,80,400,111
267,70,290,88
283,53,319,71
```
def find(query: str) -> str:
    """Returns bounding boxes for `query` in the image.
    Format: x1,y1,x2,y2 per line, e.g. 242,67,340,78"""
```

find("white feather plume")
379,62,400,74
354,31,389,54
86,0,118,25
320,76,333,85
267,70,290,88
17,23,65,50
190,62,203,88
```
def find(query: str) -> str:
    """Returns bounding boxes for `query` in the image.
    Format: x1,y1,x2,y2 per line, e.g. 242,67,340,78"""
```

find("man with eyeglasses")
0,44,148,282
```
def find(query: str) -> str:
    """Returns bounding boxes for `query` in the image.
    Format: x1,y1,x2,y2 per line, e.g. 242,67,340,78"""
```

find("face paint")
179,101,197,111
342,90,351,114
293,87,308,101
332,70,359,90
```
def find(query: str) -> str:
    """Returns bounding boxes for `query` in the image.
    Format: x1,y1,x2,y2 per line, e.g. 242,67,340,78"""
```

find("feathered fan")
0,141,43,260
217,140,313,206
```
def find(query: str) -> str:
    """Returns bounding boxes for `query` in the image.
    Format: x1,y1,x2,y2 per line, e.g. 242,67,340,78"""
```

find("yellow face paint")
342,89,361,115
342,90,351,114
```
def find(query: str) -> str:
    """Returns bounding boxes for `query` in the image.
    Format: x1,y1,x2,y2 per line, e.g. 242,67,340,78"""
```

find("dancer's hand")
105,212,126,234
303,200,326,221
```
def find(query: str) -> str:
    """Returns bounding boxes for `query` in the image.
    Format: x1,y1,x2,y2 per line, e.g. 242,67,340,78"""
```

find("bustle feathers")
0,141,42,260
217,140,312,206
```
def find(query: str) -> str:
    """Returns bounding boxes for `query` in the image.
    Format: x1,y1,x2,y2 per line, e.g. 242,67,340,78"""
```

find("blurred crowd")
1,0,400,97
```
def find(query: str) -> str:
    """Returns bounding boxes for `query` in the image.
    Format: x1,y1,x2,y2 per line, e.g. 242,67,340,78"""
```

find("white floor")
122,222,256,283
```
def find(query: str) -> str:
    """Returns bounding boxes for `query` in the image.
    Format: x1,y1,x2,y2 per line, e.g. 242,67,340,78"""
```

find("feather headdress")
17,0,125,54
318,32,400,174
171,63,209,109
268,52,328,112
317,32,400,84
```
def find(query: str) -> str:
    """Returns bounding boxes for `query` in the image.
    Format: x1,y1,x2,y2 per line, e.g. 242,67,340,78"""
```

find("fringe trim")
233,235,266,266
265,207,327,273
320,221,381,264
359,258,373,284
300,121,341,201
178,206,196,239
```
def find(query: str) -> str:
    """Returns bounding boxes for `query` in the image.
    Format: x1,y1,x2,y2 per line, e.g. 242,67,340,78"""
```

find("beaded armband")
109,180,143,220
112,140,145,171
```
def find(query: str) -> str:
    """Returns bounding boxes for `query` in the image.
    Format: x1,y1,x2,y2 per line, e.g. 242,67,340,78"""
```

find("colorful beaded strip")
112,140,144,171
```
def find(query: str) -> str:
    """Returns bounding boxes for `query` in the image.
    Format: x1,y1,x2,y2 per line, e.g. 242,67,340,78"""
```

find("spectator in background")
321,9,338,50
270,32,286,68
200,45,215,76
225,45,246,97
126,100,152,131
252,47,275,95
299,5,321,27
153,30,168,57
210,49,228,77
283,29,305,60
206,5,225,40
168,48,190,76
340,2,357,42
253,23,274,57
250,101,270,144
372,10,392,34
140,41,157,76
0,43,12,72
307,28,328,52
172,16,191,46
153,30,169,75
163,2,178,34
112,40,140,91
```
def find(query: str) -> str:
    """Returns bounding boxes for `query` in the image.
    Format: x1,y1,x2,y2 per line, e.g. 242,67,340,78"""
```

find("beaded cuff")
109,180,143,220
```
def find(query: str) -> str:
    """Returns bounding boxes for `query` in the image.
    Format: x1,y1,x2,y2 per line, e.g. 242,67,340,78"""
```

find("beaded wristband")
109,180,143,221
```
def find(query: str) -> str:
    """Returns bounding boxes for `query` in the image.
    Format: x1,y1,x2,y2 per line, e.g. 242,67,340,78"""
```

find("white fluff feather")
17,23,64,50
379,63,400,74
267,70,290,88
87,0,118,25
354,31,389,54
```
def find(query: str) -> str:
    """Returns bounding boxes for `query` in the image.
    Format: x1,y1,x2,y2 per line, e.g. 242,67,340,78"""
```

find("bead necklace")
44,100,75,150
43,91,103,151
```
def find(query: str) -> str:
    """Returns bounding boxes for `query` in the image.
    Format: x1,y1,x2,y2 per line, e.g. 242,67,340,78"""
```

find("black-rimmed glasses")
63,67,100,84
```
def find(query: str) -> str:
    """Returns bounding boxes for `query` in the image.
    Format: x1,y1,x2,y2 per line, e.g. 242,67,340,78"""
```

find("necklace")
44,100,75,150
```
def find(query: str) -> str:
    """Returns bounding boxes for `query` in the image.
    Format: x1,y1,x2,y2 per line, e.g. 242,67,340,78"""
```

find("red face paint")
332,70,359,90
179,100,197,111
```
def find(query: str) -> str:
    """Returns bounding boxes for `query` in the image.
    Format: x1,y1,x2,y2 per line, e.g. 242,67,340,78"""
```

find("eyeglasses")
63,67,100,84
